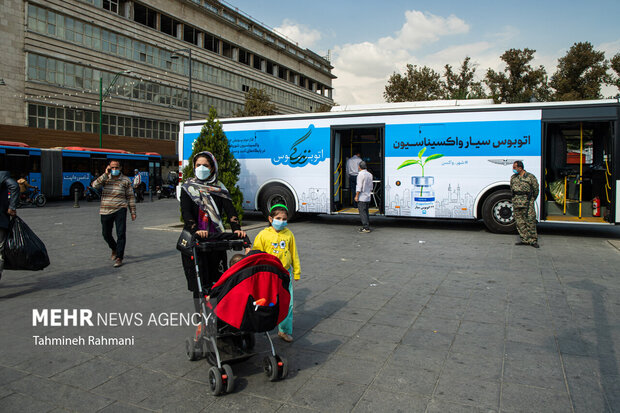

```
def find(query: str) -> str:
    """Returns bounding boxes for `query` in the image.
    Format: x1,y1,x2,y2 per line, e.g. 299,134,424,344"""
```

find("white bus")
178,99,619,233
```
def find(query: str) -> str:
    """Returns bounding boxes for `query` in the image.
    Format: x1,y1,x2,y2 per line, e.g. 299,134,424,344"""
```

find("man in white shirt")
133,169,143,203
354,161,373,233
346,151,362,207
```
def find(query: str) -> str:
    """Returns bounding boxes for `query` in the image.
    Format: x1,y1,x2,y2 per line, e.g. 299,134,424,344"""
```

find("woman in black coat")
0,171,18,280
179,151,249,311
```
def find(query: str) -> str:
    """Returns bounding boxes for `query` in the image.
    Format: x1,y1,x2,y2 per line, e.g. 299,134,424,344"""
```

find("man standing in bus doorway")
347,150,362,208
511,161,540,248
133,169,143,203
355,161,373,233
93,160,137,267
0,171,18,280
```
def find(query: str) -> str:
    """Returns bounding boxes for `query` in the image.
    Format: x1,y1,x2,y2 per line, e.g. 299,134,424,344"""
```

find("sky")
224,0,620,105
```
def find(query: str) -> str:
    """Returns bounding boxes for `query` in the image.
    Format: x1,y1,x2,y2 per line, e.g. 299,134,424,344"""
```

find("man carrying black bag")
0,171,18,281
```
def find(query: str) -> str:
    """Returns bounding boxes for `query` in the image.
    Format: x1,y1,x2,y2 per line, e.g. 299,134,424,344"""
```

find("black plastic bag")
3,216,50,271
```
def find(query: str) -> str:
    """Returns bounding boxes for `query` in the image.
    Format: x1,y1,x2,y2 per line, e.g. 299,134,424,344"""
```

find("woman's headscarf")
182,151,231,234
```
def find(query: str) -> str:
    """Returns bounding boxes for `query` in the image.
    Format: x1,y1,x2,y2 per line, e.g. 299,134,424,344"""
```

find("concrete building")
0,0,335,164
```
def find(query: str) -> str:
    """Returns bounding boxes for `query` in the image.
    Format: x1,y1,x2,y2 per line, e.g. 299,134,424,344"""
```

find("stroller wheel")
185,337,202,361
208,366,224,396
222,364,235,393
276,355,288,379
263,355,279,382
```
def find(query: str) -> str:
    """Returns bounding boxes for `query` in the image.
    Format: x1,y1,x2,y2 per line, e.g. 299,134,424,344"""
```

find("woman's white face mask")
195,165,211,180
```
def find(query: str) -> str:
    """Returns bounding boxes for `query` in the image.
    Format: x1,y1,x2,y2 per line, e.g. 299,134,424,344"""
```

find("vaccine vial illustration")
412,176,435,217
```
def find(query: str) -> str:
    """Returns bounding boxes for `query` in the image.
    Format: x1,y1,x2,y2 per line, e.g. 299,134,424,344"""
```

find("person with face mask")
180,151,250,317
510,160,540,248
92,160,137,267
251,204,301,342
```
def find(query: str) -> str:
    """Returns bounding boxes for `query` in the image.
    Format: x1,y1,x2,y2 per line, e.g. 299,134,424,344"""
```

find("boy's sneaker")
113,258,123,267
359,228,371,233
110,251,117,260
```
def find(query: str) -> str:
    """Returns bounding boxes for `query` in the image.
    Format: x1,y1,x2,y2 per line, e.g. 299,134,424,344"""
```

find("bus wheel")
69,183,84,200
482,190,516,233
259,185,296,220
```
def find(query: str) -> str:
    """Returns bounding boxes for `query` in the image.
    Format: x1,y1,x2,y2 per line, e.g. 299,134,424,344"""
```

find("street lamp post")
171,48,192,120
99,69,131,148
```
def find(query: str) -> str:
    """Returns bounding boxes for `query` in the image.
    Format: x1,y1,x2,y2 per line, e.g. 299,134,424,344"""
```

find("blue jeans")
278,268,294,335
101,208,127,259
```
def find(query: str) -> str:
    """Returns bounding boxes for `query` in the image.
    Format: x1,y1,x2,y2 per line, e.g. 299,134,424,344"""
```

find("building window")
28,103,182,141
160,14,175,36
253,56,263,71
222,42,233,59
134,3,156,29
204,33,219,53
222,11,235,23
184,25,197,45
102,0,118,13
238,49,250,66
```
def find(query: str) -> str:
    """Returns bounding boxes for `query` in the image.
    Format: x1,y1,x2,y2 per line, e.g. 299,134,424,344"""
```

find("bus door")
330,125,385,214
148,158,161,191
543,118,616,223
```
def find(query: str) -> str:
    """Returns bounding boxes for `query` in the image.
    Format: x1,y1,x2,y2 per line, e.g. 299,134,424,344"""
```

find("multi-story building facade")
0,0,335,163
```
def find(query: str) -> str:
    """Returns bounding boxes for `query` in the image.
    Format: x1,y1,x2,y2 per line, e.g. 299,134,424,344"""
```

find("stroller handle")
194,238,249,252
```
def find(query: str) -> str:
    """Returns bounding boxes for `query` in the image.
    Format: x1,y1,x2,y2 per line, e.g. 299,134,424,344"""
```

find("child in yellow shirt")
252,204,300,342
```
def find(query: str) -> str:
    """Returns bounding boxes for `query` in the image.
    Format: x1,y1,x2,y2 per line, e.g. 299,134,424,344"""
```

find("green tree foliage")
608,53,620,95
550,42,610,101
443,57,486,99
182,106,244,222
384,64,443,102
234,87,277,117
485,48,550,103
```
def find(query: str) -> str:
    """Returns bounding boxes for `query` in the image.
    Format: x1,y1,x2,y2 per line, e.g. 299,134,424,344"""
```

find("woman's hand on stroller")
234,230,252,254
196,230,209,239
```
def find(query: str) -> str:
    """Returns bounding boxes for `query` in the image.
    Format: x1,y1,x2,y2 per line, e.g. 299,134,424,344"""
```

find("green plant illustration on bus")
396,147,443,176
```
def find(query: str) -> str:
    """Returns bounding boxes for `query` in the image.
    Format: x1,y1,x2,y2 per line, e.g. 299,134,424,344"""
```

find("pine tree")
182,106,243,222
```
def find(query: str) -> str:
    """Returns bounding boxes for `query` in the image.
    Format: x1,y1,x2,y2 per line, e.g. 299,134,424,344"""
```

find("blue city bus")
179,99,620,233
0,141,161,199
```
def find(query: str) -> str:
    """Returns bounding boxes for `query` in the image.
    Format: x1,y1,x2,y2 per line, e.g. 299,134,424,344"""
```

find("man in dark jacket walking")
0,171,18,280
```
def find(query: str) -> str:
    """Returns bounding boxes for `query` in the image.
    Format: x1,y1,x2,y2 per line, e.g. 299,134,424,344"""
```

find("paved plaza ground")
0,199,619,412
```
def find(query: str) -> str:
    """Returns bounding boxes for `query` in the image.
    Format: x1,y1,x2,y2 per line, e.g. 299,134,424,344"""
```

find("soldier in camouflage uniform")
510,161,540,248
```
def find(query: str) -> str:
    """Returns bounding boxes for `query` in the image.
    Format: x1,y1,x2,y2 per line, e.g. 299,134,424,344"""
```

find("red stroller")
185,239,291,396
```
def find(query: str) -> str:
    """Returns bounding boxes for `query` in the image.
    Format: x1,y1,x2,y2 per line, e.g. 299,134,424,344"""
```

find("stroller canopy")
210,252,291,332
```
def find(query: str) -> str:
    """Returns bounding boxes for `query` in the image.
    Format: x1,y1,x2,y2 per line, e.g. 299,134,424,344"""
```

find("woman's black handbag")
176,229,195,256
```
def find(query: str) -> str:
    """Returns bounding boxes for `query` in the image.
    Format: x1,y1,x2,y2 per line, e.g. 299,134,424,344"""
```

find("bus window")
6,153,30,178
62,156,90,172
91,157,108,177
